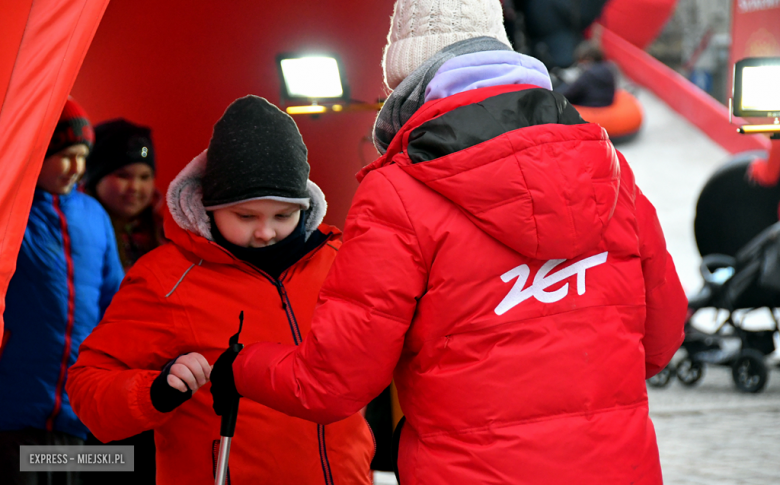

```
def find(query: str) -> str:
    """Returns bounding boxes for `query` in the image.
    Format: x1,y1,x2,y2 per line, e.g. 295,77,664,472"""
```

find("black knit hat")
201,95,310,209
83,118,155,190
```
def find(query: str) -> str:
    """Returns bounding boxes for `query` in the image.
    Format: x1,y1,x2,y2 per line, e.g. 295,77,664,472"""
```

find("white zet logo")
494,252,609,315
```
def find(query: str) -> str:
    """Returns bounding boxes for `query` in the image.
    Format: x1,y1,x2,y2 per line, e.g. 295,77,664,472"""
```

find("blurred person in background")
210,0,686,484
0,97,124,485
501,0,519,48
557,40,617,107
83,119,165,271
79,119,163,485
518,0,609,68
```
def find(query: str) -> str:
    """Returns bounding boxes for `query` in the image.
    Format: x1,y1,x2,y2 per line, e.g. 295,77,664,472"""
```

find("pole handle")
214,311,245,485
220,340,243,437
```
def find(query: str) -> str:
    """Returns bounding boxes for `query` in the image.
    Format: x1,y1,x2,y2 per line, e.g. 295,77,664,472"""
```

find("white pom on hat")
382,0,512,90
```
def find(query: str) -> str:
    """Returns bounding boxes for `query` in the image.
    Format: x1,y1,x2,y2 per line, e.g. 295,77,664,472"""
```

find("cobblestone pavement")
649,365,780,484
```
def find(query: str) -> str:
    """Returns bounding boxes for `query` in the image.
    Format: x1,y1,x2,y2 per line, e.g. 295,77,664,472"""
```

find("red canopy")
0,0,110,340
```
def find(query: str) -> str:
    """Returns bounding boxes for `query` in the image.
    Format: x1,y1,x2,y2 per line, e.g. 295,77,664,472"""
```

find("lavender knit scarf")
372,37,512,155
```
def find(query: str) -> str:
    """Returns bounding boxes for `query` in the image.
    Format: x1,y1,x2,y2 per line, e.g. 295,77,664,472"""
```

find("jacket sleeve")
67,260,195,442
98,209,124,320
635,188,687,378
234,170,428,424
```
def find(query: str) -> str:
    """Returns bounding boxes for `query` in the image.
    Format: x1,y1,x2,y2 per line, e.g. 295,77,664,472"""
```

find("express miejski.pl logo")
495,252,609,315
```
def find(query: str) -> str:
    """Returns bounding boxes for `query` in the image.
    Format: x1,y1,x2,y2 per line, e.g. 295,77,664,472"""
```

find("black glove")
210,345,242,416
150,356,193,413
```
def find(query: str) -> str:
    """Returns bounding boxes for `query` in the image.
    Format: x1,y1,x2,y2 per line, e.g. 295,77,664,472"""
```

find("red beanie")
46,97,95,157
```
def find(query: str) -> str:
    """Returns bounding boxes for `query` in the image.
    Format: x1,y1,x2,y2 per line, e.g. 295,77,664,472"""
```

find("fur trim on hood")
167,150,327,241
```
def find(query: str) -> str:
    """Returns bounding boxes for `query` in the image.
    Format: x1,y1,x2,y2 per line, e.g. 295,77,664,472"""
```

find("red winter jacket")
67,153,374,485
234,85,687,484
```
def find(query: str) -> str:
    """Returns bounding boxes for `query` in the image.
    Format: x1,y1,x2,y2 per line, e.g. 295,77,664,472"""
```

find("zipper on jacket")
212,233,337,484
274,281,303,345
362,414,378,462
274,279,333,485
46,195,77,431
217,232,334,346
317,423,335,485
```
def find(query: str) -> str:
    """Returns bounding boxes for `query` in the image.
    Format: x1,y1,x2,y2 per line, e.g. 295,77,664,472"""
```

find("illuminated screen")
740,65,780,112
280,57,344,99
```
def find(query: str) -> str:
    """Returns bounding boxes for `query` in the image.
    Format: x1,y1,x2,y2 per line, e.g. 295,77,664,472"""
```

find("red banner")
729,1,780,97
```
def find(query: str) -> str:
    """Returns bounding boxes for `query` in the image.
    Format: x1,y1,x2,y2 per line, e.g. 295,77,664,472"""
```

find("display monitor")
277,54,348,102
733,57,780,118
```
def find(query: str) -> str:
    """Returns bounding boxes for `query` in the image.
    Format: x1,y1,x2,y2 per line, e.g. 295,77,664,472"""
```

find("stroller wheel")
731,349,769,393
676,357,705,386
647,364,675,388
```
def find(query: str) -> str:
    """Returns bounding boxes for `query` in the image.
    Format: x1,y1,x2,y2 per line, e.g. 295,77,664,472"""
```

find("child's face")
95,163,155,220
37,144,89,195
212,199,302,248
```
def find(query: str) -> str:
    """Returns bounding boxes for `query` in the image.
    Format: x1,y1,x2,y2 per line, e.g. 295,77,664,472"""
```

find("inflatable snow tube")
574,89,643,144
598,0,678,50
694,150,778,258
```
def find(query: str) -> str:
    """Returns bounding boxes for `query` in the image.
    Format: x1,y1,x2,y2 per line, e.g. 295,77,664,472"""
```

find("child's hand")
167,352,212,393
150,353,212,413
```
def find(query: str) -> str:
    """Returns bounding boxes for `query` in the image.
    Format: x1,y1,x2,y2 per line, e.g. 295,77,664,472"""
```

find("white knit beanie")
382,0,512,90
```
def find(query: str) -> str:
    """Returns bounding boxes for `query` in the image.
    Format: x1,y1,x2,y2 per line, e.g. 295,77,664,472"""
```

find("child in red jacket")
67,96,374,484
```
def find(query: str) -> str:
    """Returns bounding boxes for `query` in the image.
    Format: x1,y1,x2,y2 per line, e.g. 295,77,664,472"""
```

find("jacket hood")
361,85,620,260
167,149,327,241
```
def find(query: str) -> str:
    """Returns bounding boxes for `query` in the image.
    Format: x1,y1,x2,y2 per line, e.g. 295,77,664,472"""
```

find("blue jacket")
0,189,124,439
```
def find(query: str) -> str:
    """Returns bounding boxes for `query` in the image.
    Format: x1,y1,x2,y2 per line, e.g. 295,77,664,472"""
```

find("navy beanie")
84,118,155,190
201,95,309,209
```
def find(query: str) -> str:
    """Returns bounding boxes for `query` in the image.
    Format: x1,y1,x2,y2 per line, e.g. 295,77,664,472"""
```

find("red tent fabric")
0,0,110,341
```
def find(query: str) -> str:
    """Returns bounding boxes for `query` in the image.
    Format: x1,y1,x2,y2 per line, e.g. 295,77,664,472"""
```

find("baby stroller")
649,152,780,393
663,222,780,392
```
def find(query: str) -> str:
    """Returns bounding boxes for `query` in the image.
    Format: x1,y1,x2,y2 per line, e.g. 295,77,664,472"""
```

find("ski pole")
215,311,244,485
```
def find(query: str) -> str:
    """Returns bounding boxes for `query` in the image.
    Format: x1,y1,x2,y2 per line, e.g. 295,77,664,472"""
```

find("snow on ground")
615,86,729,295
618,86,780,332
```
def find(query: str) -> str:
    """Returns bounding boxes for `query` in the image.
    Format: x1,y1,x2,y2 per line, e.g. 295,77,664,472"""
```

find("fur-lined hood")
167,150,327,241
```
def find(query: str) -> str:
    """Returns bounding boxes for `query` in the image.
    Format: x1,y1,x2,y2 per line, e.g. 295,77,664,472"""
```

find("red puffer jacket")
234,85,687,484
67,153,374,485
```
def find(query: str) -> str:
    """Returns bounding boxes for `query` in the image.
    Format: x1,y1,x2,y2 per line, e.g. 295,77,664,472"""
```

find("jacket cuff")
131,370,175,426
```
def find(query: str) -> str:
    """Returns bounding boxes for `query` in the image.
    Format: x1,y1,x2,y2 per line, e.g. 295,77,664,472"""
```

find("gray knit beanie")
383,0,512,90
202,96,310,210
